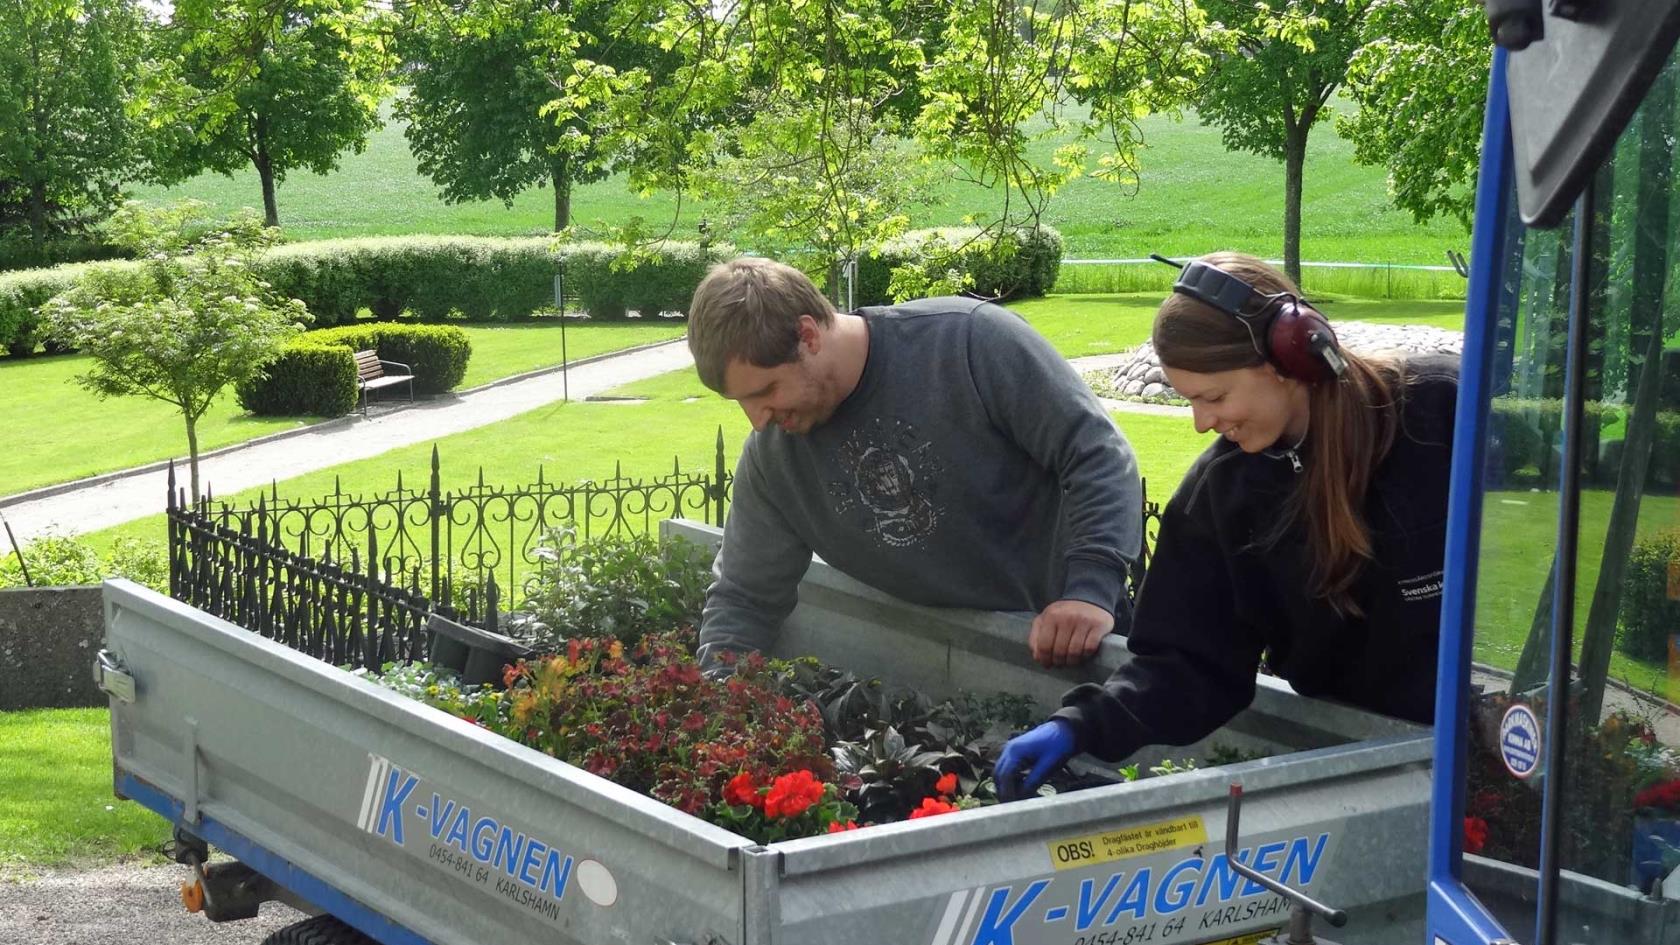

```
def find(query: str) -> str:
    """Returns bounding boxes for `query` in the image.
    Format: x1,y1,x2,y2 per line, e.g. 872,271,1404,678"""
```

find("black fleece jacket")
1054,354,1458,761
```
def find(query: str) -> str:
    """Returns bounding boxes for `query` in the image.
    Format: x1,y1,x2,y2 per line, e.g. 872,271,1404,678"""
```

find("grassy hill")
125,101,1467,265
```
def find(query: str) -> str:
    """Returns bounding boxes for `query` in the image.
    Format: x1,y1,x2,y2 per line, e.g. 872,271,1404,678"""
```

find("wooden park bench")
353,349,415,417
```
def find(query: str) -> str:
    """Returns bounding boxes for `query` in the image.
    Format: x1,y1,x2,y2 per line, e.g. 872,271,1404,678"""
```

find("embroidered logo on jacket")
828,417,944,548
1397,569,1444,603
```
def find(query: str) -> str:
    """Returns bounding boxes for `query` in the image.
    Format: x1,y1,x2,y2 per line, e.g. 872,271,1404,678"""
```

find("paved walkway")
1,341,694,543
0,345,1180,544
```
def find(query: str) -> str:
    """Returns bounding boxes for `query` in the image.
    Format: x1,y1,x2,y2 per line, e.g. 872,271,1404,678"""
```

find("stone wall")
0,585,105,711
1088,320,1465,403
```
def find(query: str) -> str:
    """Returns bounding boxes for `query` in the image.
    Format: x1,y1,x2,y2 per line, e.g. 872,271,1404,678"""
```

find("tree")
558,0,1209,287
396,0,659,232
0,0,149,252
142,0,393,227
698,95,940,298
1193,0,1372,286
1339,0,1488,231
41,202,308,500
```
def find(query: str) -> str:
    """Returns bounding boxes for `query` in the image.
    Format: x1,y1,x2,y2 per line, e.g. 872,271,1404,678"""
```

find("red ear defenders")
1171,260,1347,382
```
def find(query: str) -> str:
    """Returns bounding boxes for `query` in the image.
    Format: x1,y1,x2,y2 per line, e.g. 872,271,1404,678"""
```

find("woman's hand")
994,718,1078,801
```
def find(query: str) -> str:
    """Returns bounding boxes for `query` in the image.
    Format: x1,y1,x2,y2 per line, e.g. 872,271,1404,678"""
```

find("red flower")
1636,779,1680,812
826,820,860,833
762,770,825,819
723,772,761,809
1464,816,1489,854
909,797,959,819
935,772,958,797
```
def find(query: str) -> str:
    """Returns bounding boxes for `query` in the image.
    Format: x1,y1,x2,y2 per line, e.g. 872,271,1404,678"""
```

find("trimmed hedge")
1487,398,1680,488
237,324,472,416
305,324,471,395
259,236,730,325
0,260,128,356
557,241,728,320
1616,529,1680,662
236,343,360,417
1,237,730,356
854,225,1064,307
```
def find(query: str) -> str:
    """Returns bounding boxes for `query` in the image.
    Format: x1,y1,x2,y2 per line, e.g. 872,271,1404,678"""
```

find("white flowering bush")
40,201,308,498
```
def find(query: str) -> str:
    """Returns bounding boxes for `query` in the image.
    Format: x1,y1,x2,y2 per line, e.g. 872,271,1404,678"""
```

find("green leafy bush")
0,233,129,273
3,237,730,353
0,262,115,356
0,534,167,591
853,225,1064,306
236,323,472,416
306,323,471,394
1617,529,1680,662
555,240,732,320
235,342,359,417
1483,398,1680,488
519,529,714,648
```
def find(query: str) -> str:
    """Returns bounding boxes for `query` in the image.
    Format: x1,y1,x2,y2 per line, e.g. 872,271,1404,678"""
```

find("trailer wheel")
260,915,379,945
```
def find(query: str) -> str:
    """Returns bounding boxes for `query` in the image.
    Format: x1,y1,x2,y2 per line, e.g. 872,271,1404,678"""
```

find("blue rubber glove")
994,718,1078,802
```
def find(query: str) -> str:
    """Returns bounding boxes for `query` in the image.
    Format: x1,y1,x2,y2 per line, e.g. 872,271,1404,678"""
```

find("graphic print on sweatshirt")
827,416,944,548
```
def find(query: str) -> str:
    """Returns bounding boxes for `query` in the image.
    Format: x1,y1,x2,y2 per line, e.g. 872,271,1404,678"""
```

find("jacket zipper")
1285,449,1303,473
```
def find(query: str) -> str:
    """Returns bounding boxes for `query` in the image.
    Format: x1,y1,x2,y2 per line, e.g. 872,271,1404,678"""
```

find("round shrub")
1617,529,1680,662
236,343,358,416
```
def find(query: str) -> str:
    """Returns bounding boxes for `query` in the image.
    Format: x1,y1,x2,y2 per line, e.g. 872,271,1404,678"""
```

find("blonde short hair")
687,257,836,393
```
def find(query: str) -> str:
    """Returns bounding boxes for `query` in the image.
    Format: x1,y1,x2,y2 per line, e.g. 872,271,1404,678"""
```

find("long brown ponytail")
1154,252,1405,615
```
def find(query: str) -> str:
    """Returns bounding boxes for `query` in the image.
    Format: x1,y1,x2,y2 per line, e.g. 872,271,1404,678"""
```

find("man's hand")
1028,599,1114,668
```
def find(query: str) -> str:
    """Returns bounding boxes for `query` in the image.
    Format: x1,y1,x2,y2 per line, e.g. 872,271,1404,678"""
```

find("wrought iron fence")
168,485,434,671
168,425,1161,660
179,430,734,621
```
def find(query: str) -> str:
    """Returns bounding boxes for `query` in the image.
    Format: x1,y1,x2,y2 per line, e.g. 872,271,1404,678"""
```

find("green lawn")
1475,488,1680,701
5,294,1447,500
0,321,684,499
80,367,1214,554
126,102,1464,264
0,708,167,870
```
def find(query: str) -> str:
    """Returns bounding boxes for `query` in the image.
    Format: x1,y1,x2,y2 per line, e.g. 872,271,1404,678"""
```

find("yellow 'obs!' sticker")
1047,815,1208,871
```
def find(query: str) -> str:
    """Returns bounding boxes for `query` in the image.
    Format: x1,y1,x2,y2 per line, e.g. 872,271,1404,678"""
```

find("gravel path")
0,861,305,945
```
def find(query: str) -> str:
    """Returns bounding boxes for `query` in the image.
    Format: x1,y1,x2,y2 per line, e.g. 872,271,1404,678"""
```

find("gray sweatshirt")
697,296,1143,667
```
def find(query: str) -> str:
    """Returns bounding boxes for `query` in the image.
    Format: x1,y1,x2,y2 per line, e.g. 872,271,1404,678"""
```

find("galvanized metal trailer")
100,519,1431,945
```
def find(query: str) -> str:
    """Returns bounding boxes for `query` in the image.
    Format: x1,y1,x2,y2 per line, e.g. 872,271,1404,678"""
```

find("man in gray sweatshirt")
687,256,1142,671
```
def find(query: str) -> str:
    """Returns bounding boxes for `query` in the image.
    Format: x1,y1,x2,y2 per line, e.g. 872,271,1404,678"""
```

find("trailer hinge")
93,649,136,703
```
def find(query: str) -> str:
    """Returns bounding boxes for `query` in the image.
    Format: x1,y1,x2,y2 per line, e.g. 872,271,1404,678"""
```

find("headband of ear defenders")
1158,255,1348,382
1171,260,1268,320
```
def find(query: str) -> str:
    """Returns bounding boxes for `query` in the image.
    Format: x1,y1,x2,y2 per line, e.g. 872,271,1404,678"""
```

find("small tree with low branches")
41,201,308,500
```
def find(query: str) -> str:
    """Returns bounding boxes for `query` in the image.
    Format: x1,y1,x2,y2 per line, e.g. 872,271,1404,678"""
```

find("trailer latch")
93,650,136,703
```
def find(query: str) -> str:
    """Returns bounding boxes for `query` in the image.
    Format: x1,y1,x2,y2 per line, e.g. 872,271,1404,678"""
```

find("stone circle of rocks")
1086,321,1464,404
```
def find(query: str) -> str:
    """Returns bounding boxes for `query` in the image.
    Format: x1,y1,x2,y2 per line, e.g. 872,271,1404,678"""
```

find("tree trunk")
1282,128,1307,289
185,414,201,504
1577,78,1674,720
27,179,47,254
254,117,279,228
551,158,571,232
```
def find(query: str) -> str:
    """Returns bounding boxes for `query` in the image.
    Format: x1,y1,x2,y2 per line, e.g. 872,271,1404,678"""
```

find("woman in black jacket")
996,252,1458,799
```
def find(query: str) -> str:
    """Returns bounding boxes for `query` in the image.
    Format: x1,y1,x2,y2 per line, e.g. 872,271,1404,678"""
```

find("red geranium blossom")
723,771,761,809
762,770,826,819
909,796,959,819
935,772,958,796
826,820,860,833
1464,816,1490,855
1635,778,1680,812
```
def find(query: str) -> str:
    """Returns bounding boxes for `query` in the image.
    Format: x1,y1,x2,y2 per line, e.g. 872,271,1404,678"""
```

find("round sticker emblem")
1499,703,1542,779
